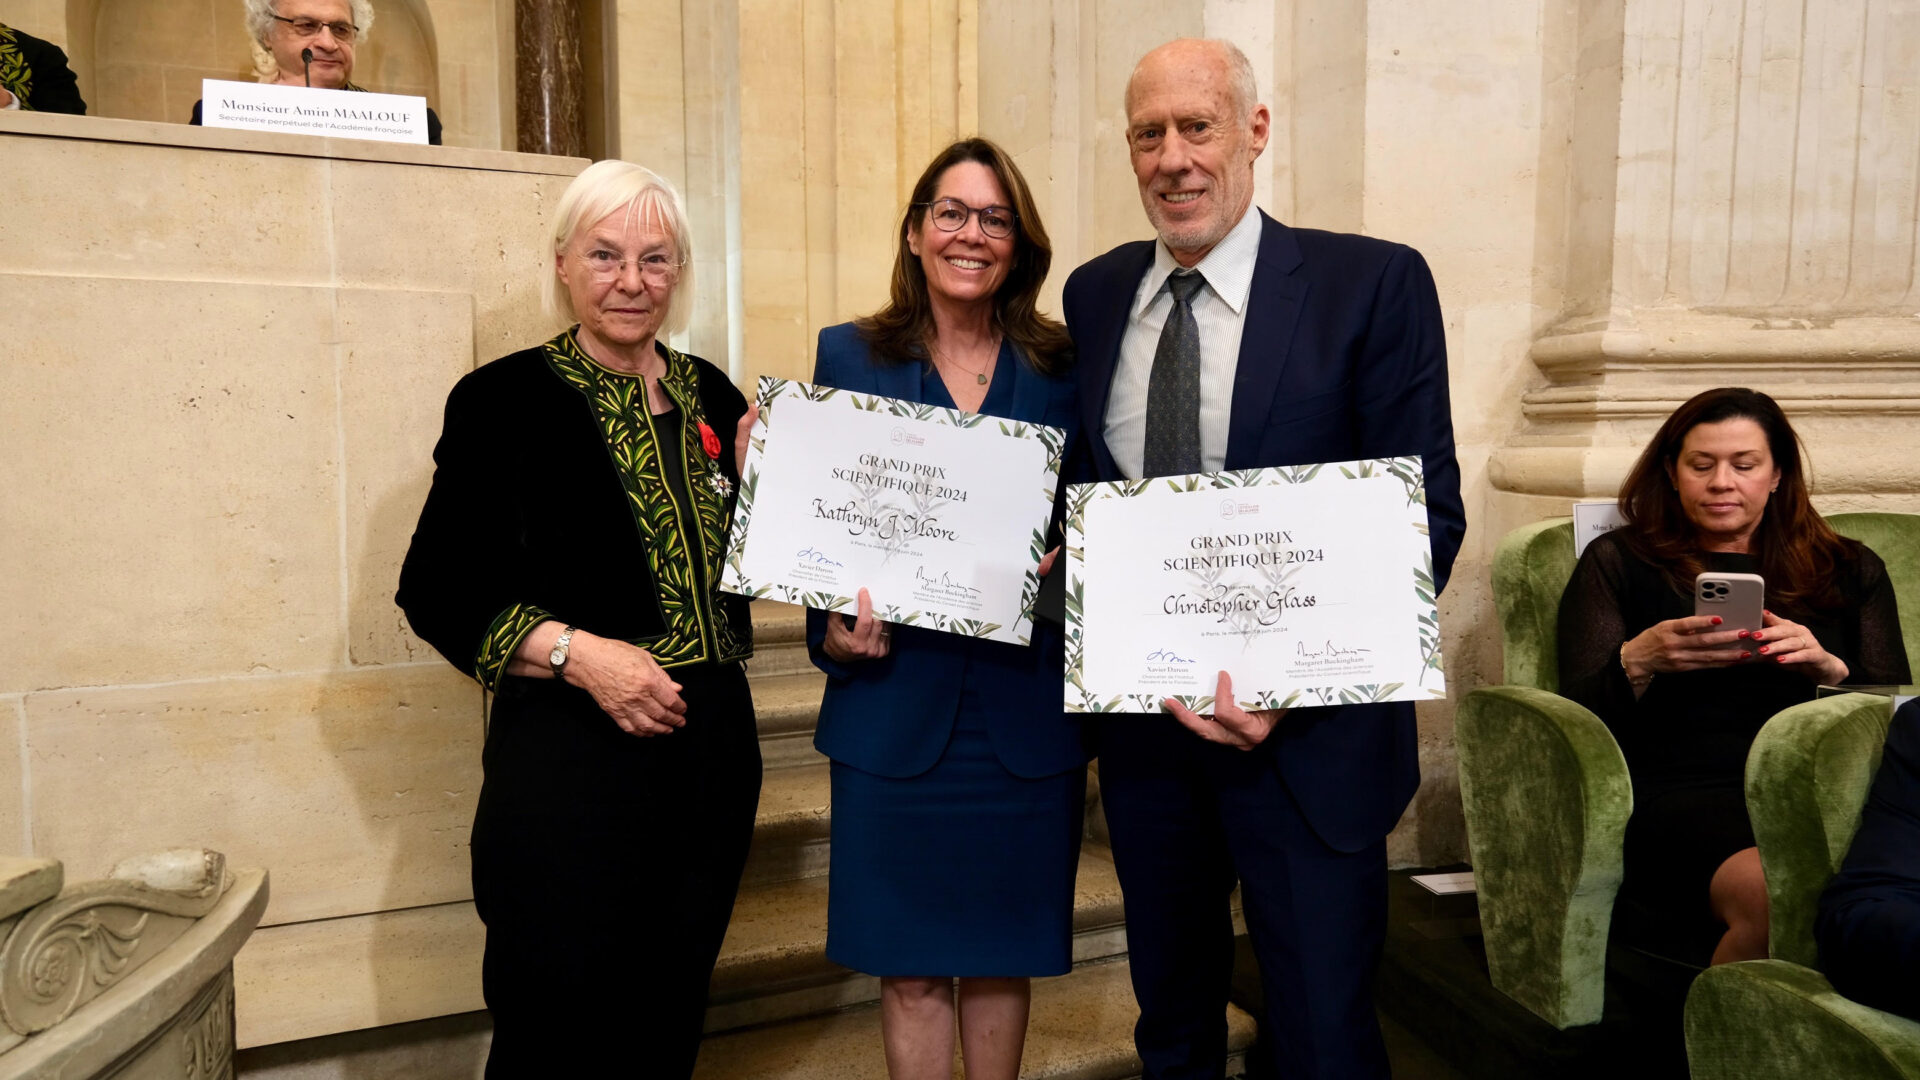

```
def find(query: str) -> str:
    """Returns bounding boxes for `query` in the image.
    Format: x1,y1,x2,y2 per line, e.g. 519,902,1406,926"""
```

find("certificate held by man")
721,376,1065,645
1064,458,1445,713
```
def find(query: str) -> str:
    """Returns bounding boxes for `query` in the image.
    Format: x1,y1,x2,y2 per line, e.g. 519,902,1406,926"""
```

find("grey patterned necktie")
1142,269,1205,477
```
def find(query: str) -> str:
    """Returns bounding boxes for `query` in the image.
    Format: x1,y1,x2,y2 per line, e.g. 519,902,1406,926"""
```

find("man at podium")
187,0,444,145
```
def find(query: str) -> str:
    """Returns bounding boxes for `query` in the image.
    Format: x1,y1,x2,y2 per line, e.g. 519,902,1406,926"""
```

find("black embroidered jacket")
0,24,86,114
397,329,753,690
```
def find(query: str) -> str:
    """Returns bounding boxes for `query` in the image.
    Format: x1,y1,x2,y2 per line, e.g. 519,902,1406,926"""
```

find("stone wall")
0,112,584,1048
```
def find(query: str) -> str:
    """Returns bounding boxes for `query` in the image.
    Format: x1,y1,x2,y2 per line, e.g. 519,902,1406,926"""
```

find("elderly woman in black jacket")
397,159,757,1078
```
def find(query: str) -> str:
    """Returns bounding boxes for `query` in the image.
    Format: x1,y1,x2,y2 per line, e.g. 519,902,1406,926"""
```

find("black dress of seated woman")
1558,387,1909,966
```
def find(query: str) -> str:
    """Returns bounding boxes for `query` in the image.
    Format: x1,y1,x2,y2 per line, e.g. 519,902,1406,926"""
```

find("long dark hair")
1617,387,1855,614
854,138,1072,376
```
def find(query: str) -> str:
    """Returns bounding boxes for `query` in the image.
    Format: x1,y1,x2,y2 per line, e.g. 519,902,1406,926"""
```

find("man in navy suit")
1062,38,1465,1079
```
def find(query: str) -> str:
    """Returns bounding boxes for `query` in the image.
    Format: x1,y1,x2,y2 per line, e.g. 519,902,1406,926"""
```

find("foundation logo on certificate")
1064,458,1445,713
720,377,1064,645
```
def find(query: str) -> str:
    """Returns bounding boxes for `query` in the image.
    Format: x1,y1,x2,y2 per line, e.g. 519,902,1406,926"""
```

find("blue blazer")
806,322,1092,780
1062,212,1467,853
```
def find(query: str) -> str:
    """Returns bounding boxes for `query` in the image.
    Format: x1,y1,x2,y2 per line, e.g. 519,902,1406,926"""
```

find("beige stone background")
4,0,1919,1059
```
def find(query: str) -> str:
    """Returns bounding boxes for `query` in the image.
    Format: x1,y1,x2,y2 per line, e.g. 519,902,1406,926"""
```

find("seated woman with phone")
1558,387,1910,965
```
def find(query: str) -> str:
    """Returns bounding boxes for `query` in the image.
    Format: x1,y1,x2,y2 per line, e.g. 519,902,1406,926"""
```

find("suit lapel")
1224,212,1308,469
1082,243,1156,478
1004,338,1054,425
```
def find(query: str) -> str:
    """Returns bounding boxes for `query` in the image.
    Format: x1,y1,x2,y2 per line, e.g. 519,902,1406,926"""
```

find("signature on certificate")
1296,640,1373,661
914,565,981,597
795,547,845,568
1145,648,1196,664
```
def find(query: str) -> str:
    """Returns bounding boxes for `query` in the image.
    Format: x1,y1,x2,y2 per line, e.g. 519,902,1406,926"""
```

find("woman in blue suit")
807,137,1088,1080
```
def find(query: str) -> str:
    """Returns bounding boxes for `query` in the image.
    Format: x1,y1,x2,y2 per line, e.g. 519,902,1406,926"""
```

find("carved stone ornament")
0,849,265,1080
0,850,231,1036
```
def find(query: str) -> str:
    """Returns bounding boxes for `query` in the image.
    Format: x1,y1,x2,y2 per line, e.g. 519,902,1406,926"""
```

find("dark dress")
1818,696,1920,1021
396,329,758,1077
0,24,86,114
190,90,444,145
1558,529,1909,961
822,343,1087,977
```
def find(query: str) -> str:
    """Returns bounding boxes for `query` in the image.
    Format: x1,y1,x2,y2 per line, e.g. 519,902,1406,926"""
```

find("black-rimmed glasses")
915,198,1018,239
272,14,359,43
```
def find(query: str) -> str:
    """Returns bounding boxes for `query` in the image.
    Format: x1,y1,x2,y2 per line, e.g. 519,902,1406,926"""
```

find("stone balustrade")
0,850,266,1080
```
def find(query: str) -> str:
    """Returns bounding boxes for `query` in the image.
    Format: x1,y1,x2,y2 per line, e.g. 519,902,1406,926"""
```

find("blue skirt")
826,710,1085,977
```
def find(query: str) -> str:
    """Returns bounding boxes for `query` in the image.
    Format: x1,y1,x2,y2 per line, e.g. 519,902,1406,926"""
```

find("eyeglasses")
914,198,1017,240
272,14,359,43
573,247,685,285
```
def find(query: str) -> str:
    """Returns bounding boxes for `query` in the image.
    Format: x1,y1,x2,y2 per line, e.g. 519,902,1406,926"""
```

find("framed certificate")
1064,458,1445,712
720,377,1066,645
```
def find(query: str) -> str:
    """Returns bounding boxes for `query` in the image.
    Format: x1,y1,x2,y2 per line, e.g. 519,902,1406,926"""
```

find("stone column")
515,0,588,157
1492,0,1920,511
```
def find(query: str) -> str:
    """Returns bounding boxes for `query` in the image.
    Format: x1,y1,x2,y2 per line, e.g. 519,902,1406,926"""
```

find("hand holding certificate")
1064,459,1446,713
720,377,1065,645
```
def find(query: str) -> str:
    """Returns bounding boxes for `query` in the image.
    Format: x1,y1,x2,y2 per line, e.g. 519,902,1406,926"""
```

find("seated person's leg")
1709,846,1770,965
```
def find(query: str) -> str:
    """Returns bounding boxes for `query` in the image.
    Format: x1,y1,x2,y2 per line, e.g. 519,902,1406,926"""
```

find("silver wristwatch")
548,625,578,681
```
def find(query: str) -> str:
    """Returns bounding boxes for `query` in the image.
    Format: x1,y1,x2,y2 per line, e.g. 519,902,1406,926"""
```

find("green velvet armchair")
1456,517,1626,1028
1683,691,1920,1079
1456,512,1920,1030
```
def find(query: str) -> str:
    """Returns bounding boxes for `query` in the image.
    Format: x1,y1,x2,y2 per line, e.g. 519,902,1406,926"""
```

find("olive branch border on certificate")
720,376,1066,645
1062,457,1445,714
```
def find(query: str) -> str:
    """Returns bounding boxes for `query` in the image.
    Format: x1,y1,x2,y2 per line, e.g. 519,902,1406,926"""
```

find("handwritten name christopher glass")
828,454,971,502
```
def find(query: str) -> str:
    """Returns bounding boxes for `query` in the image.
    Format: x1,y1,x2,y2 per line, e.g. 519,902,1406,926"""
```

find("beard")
1139,171,1251,257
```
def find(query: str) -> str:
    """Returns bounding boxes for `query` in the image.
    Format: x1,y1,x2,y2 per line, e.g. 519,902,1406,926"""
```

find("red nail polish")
1737,630,1749,639
1712,616,1723,625
1758,645,1770,655
1740,651,1751,659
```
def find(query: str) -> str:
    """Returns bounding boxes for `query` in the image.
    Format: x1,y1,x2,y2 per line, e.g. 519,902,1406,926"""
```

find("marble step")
706,846,1129,1033
746,600,816,679
752,671,828,768
743,761,833,886
694,956,1257,1080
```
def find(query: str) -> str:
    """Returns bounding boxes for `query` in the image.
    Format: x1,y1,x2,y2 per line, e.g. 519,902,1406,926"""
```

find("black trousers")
471,663,761,1078
1099,716,1390,1080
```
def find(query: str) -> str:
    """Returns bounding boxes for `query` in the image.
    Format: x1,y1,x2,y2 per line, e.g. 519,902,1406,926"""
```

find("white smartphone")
1694,572,1765,635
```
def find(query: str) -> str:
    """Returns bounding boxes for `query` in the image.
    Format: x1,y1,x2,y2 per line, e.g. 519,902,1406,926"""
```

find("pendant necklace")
933,337,997,386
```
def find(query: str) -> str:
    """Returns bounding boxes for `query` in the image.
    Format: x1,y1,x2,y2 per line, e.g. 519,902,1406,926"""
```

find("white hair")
542,160,697,337
1216,40,1259,118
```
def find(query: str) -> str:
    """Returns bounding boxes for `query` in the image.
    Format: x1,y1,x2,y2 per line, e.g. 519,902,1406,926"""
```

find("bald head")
1126,39,1259,124
1124,38,1270,265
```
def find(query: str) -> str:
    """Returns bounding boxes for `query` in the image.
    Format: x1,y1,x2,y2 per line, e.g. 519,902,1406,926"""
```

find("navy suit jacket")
805,322,1092,780
1062,212,1466,853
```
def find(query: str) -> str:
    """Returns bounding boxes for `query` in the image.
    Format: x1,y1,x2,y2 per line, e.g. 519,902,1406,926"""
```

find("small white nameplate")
200,79,428,144
1572,499,1626,559
1410,870,1476,896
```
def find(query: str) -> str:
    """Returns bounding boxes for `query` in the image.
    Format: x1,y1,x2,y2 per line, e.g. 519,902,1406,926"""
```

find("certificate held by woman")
721,376,1064,645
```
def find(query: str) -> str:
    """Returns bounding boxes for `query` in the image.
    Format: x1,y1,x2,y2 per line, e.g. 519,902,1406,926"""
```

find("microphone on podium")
301,48,313,86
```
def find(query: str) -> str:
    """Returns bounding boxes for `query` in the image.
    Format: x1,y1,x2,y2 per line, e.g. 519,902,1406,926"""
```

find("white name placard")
200,79,428,144
1572,499,1626,558
720,377,1065,645
1065,459,1445,713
